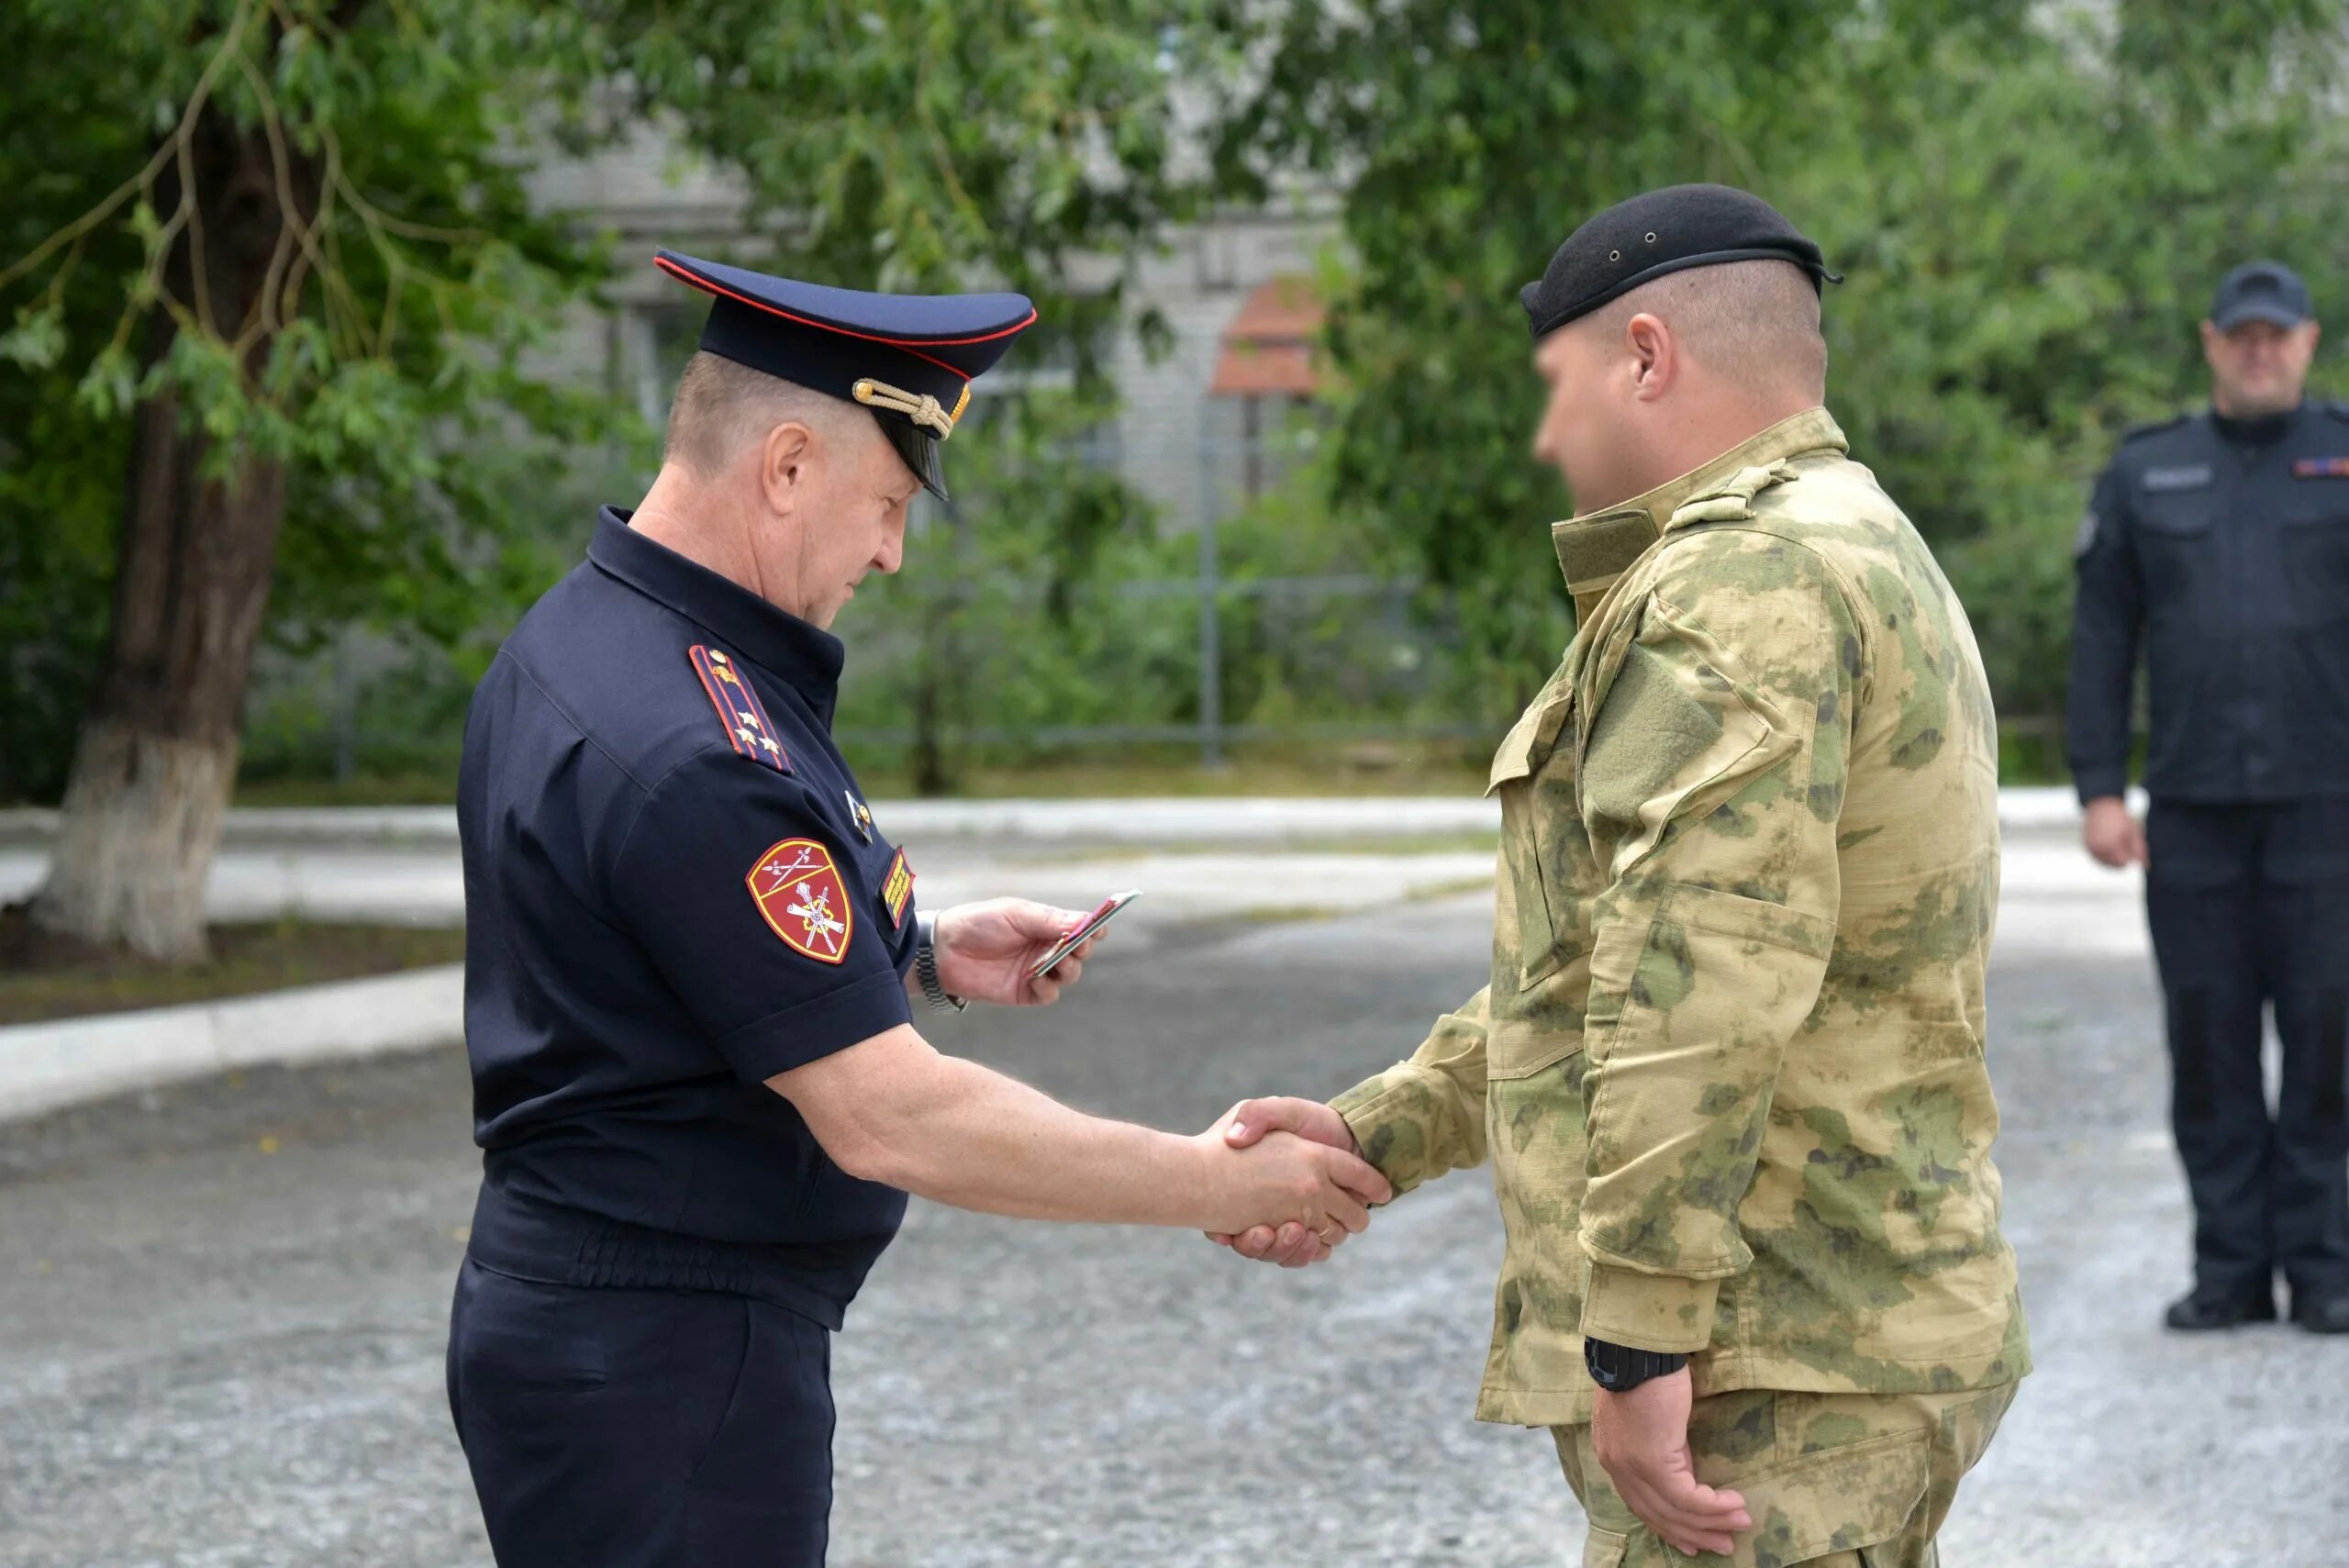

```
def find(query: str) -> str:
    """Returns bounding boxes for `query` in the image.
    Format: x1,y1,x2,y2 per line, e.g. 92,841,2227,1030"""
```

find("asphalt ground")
3,889,2345,1567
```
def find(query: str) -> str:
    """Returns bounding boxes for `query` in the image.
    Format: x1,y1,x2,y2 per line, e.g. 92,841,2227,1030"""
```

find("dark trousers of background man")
2145,798,2349,1305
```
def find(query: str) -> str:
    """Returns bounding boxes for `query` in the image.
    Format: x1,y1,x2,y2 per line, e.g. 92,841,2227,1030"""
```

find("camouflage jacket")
1332,408,2031,1428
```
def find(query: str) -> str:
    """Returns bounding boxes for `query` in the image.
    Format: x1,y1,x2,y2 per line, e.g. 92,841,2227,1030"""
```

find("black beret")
1519,183,1841,339
656,249,1036,500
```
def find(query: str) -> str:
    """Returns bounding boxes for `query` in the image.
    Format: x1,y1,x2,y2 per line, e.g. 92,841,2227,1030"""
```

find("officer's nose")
873,521,906,577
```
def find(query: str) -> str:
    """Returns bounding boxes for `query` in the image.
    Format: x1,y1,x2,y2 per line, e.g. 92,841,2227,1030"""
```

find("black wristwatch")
913,911,967,1015
1584,1337,1688,1393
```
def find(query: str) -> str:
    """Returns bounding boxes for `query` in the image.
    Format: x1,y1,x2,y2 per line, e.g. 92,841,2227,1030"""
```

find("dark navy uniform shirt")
456,507,920,1321
2068,401,2349,804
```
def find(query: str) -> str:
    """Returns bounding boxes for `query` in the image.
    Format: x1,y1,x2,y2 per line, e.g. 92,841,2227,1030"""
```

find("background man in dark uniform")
2068,260,2349,1335
445,250,1392,1567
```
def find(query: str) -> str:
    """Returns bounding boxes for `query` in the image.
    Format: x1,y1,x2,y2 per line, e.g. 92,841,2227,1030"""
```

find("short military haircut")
1587,258,1828,404
663,350,864,478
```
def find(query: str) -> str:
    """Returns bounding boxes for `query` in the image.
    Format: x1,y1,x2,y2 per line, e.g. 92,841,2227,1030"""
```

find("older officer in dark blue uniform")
446,251,1391,1566
2068,260,2349,1335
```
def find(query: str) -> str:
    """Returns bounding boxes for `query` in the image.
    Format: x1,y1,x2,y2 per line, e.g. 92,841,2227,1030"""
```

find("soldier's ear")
1623,311,1676,402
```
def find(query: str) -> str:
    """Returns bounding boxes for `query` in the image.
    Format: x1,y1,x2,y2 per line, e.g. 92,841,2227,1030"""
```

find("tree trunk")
908,500,973,798
29,109,308,962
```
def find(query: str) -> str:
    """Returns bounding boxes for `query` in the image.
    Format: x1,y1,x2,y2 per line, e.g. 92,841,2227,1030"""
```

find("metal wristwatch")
913,912,967,1014
1583,1337,1688,1394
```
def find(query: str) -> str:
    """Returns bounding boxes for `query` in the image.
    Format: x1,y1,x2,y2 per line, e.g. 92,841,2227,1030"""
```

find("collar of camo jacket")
1550,406,1848,624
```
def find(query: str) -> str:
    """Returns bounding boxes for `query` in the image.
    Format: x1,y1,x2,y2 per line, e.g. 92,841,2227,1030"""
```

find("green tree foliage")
1219,0,2349,728
0,0,1226,946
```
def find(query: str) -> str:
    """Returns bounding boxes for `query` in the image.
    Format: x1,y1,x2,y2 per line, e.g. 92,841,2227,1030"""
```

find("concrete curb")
0,963,462,1123
0,785,2139,1124
0,786,2129,849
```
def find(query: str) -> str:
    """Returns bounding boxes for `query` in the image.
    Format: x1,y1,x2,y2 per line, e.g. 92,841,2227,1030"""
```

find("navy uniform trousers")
448,1259,836,1566
2146,798,2349,1301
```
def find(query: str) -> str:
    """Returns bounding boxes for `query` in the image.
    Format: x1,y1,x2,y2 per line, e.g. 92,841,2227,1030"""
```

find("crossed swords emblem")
763,849,847,953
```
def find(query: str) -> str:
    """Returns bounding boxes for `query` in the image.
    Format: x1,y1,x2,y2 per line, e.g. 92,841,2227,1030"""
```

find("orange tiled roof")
1210,276,1327,397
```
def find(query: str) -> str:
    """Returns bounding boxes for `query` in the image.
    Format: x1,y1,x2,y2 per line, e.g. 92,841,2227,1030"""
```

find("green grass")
228,755,1496,808
230,771,470,807
0,913,466,1026
219,725,2080,809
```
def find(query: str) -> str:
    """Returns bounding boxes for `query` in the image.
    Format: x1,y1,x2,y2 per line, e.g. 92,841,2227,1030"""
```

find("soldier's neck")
1588,391,1820,514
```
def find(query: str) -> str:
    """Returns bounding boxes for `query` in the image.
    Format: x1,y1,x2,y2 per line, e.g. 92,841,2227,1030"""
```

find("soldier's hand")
1192,1123,1389,1244
1205,1097,1367,1268
2081,795,2150,870
931,899,1103,1006
1590,1369,1751,1558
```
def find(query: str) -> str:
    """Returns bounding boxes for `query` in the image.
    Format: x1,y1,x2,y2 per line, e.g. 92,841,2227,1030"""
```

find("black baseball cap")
2211,261,2312,332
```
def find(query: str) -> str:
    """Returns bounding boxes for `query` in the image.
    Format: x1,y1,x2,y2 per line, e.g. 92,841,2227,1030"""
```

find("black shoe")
2288,1288,2349,1335
2162,1286,2277,1331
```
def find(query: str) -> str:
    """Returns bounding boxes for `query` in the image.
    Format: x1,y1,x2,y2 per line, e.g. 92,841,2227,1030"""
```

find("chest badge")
845,791,875,843
2140,464,2213,493
881,848,915,930
747,839,854,964
689,646,792,774
2293,457,2349,479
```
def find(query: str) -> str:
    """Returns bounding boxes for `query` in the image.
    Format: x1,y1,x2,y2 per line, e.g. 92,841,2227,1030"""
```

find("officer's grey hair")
1592,259,1828,403
664,351,871,479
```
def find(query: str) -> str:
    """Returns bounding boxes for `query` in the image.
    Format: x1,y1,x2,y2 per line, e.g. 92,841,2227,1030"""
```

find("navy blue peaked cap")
1520,184,1840,339
656,249,1037,500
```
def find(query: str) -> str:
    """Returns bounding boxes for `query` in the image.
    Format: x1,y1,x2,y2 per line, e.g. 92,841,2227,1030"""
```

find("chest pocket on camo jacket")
1486,679,1579,1006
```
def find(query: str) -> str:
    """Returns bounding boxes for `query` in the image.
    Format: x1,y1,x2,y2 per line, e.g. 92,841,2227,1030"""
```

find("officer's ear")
757,419,820,512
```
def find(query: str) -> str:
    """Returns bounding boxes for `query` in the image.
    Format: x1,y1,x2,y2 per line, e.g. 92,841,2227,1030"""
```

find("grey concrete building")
524,123,1337,528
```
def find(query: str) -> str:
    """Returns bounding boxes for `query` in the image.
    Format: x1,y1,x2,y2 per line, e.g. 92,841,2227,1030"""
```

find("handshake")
1197,1096,1379,1268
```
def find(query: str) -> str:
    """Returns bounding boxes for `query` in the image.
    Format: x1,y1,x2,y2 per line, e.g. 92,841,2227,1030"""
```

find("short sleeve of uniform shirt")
610,751,913,1084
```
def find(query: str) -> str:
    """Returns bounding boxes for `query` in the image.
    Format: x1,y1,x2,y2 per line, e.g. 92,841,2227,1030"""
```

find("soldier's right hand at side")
2082,795,2150,870
1204,1097,1369,1269
1191,1115,1386,1250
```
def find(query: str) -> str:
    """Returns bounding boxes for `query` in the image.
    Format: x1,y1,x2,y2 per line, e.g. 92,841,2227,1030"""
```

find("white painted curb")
0,787,2142,1124
0,962,462,1123
0,786,2131,849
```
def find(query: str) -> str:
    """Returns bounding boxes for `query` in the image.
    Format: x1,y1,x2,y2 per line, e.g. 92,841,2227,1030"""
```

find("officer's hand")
1205,1097,1366,1268
1590,1369,1751,1558
2082,795,2150,870
931,899,1103,1006
1193,1123,1389,1244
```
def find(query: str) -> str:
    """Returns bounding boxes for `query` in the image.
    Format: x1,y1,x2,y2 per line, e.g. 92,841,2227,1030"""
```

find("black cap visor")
2214,301,2308,332
879,414,949,501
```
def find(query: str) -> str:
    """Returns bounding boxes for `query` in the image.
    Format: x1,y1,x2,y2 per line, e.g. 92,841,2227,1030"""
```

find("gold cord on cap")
852,376,961,439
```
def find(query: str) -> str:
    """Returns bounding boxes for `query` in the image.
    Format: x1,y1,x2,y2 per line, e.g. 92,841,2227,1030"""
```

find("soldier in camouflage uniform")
1213,186,2029,1566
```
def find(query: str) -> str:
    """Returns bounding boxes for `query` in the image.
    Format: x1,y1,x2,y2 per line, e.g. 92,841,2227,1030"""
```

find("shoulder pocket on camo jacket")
1584,883,1836,1068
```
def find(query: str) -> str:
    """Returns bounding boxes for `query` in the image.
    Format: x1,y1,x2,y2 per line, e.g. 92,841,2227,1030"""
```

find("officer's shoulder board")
687,644,794,774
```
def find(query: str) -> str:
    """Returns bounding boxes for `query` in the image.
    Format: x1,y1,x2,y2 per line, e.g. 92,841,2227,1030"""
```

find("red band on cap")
655,255,1037,381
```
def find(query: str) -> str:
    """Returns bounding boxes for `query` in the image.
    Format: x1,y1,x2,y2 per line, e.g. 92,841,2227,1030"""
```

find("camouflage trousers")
1553,1382,2018,1568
